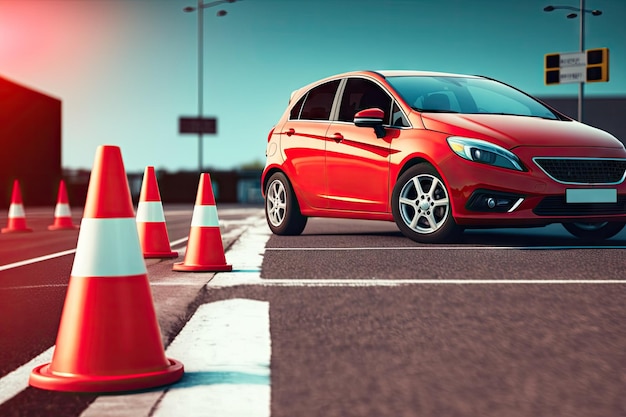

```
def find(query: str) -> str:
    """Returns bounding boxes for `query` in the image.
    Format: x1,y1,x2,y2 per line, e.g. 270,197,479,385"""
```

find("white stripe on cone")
136,201,166,223
190,205,220,227
71,218,147,277
8,204,25,218
54,203,72,218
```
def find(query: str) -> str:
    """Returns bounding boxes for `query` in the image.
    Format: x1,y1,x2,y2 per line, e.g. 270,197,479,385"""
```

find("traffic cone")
173,173,232,272
136,166,177,258
29,145,184,393
2,179,32,233
48,179,79,230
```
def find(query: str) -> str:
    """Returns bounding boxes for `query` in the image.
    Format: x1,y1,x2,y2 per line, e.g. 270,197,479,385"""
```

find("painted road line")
265,245,626,251
209,222,626,288
0,347,54,405
208,222,271,288
242,278,626,286
152,299,271,417
0,249,76,272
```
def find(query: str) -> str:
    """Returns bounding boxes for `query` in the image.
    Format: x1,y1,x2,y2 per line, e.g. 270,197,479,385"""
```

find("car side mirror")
354,108,386,138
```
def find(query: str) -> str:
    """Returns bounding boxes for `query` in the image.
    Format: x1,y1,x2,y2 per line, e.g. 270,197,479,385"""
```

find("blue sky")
1,0,625,172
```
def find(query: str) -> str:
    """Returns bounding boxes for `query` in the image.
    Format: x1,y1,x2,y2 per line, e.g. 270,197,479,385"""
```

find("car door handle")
332,133,344,143
283,128,295,137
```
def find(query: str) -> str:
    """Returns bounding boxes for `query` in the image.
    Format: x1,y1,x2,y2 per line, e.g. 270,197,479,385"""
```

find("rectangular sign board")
559,52,586,68
179,117,217,134
545,49,609,84
559,66,586,84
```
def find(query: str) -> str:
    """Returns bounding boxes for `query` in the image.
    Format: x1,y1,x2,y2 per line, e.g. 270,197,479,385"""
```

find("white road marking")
0,249,76,272
152,299,271,417
0,347,54,405
236,278,626,286
209,222,626,288
265,245,626,251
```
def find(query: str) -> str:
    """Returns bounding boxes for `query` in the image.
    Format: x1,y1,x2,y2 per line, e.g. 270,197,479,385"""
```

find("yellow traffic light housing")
586,48,609,82
544,53,560,85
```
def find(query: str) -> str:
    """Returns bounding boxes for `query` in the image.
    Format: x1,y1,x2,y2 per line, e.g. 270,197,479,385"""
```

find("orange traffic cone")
48,179,79,230
136,166,177,258
29,145,184,393
173,173,232,272
2,179,32,233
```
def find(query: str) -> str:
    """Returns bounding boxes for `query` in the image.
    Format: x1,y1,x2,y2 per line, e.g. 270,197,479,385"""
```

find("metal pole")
197,0,204,173
578,0,585,122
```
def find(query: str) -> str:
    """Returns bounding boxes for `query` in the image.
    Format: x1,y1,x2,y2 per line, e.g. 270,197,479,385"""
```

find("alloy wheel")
398,174,450,234
266,179,286,227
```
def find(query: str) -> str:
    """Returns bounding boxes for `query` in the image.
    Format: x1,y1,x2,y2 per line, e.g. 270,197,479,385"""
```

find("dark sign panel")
179,117,217,134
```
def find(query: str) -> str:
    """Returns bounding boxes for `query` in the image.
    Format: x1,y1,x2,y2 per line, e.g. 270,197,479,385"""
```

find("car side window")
338,78,392,124
391,103,409,127
289,95,306,120
296,80,340,121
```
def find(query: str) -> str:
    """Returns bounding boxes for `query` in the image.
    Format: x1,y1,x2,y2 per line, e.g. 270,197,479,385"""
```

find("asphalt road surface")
0,205,624,416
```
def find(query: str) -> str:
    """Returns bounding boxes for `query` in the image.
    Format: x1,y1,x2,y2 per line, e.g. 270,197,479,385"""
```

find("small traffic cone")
48,179,79,231
29,145,184,393
136,166,177,258
2,179,32,233
173,173,232,272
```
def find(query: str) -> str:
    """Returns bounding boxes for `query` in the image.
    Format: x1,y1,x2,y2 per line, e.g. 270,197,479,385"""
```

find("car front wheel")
562,221,625,241
392,164,461,243
265,172,307,236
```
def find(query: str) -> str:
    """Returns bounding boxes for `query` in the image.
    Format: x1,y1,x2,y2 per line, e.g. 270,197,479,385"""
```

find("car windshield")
386,76,560,120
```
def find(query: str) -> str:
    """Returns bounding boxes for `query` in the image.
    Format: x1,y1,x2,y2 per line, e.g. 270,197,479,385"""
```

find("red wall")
0,76,62,207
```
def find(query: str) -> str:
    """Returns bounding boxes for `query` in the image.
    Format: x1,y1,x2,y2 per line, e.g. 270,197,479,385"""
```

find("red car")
262,70,626,243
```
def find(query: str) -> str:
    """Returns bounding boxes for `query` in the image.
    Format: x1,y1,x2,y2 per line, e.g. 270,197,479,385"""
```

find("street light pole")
578,0,585,123
544,1,602,123
184,0,235,173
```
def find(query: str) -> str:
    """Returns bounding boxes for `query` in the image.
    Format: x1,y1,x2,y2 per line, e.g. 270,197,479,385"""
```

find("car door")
325,77,395,213
278,79,340,209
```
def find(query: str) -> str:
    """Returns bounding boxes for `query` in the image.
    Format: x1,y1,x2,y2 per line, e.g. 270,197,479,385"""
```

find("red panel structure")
0,76,61,207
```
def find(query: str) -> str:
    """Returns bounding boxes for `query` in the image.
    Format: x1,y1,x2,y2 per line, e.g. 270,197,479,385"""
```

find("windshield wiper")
414,108,460,113
469,112,557,120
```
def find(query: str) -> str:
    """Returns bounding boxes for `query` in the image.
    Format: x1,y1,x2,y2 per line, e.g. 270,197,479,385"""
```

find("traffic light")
586,48,609,82
544,53,560,85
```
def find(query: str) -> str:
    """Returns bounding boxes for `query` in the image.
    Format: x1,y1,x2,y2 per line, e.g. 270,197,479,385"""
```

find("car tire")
265,172,307,236
392,163,461,243
562,221,625,241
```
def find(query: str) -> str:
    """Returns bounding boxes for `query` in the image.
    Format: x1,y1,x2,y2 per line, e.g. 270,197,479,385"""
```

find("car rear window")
293,80,340,121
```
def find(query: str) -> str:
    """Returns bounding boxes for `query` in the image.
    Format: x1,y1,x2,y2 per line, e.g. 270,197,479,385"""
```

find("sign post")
179,116,218,173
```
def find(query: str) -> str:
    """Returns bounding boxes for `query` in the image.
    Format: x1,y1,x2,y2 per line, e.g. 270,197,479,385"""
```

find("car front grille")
533,158,626,184
533,195,626,216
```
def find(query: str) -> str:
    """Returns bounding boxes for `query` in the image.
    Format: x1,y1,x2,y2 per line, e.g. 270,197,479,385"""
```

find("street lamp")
544,1,602,122
184,0,237,173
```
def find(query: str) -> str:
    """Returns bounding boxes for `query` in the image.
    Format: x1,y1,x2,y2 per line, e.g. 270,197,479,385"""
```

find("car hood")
420,113,623,149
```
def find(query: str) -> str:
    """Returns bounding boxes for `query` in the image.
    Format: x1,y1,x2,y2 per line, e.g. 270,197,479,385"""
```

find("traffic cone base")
173,227,232,272
48,203,78,230
30,359,184,393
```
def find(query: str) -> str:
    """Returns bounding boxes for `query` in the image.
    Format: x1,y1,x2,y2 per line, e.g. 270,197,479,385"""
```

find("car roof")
288,70,483,104
373,70,482,79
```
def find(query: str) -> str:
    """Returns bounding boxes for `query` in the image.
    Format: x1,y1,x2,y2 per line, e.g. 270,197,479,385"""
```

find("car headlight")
447,137,524,171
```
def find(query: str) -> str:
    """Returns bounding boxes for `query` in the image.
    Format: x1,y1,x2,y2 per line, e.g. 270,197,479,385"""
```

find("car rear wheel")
392,164,461,243
562,221,625,240
265,172,307,235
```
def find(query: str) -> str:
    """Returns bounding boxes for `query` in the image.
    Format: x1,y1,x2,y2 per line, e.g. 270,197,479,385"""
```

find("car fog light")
466,190,525,213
